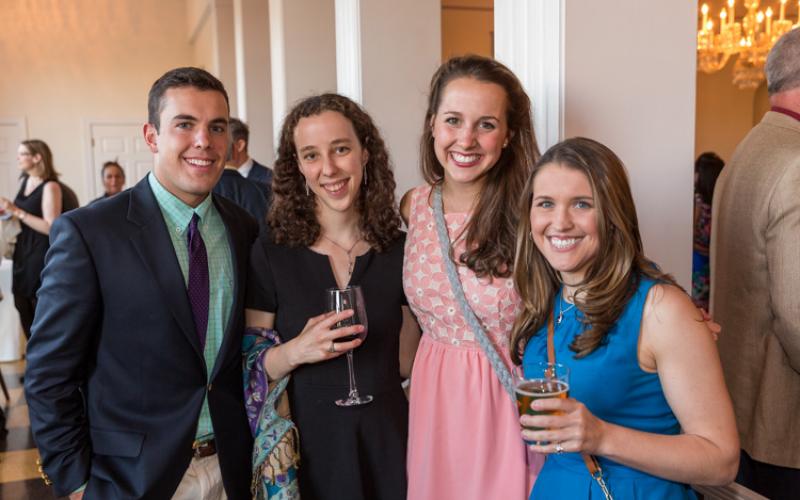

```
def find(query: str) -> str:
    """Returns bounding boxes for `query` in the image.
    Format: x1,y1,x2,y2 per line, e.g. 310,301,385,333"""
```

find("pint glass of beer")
514,362,569,444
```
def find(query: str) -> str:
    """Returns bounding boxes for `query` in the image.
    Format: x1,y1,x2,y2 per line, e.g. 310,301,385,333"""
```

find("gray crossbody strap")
432,185,515,398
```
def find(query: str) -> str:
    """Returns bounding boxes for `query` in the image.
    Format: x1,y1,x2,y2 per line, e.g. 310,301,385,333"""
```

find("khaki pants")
172,454,227,500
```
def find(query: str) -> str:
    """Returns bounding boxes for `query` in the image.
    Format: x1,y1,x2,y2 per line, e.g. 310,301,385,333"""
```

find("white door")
0,118,26,200
88,123,153,199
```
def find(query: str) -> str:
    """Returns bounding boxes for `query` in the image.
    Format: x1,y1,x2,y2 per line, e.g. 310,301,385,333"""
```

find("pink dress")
403,185,541,500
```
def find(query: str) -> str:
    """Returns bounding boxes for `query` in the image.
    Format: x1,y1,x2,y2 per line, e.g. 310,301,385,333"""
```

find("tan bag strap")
547,311,614,500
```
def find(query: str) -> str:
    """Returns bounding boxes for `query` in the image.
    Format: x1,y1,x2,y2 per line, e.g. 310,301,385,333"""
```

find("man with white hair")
711,28,800,499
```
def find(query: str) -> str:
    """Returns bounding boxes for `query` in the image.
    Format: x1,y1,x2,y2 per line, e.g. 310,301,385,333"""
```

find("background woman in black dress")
245,93,420,500
0,139,63,338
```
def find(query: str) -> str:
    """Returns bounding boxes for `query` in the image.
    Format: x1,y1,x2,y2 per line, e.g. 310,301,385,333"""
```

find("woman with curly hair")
245,93,420,500
402,55,542,499
512,137,738,499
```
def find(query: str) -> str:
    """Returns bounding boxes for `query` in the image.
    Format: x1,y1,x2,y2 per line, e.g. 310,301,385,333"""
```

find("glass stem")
346,350,359,398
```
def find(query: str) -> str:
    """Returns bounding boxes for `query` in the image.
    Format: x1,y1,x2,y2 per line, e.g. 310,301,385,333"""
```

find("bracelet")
17,211,26,221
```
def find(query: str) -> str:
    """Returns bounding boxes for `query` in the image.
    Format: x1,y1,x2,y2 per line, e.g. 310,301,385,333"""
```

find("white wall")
280,0,338,111
360,0,440,196
234,0,274,165
0,0,194,203
563,0,697,287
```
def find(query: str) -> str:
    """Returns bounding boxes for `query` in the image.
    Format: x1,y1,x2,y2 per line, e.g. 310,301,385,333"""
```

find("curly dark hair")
421,55,540,278
269,93,403,252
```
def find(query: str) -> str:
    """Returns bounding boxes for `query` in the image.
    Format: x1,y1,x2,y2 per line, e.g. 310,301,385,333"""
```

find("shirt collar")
148,172,213,235
771,106,800,122
237,157,254,177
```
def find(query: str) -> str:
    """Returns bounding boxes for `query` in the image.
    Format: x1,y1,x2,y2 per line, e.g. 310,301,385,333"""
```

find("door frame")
0,116,28,198
83,118,143,201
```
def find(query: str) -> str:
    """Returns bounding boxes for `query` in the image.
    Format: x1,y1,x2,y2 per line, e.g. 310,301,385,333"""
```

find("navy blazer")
213,169,271,233
246,159,273,188
25,177,257,499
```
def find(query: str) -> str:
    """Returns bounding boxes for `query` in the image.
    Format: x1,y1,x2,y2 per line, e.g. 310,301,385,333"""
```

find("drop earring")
305,183,310,196
363,167,368,186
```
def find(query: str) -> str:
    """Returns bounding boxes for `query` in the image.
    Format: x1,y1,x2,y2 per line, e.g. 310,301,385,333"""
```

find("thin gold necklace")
322,234,362,276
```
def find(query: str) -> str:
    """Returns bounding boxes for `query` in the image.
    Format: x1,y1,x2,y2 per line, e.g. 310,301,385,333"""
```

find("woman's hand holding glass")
285,309,364,367
520,396,608,456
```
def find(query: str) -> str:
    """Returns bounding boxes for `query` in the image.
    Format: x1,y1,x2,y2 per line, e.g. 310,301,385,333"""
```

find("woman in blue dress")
510,137,739,499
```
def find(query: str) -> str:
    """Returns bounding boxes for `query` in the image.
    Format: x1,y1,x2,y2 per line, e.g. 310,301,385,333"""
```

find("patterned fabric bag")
244,327,301,500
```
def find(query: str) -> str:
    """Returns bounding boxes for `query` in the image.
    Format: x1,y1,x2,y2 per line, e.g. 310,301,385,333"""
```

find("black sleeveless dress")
12,176,52,298
247,233,408,500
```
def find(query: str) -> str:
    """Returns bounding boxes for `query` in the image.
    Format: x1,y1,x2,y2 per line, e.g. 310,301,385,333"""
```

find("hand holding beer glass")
515,362,569,446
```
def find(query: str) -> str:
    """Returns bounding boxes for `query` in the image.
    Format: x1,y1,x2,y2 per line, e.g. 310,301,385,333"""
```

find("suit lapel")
210,195,246,379
127,178,205,362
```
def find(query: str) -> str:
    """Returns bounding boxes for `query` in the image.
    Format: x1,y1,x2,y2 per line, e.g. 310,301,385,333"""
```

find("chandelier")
697,0,798,89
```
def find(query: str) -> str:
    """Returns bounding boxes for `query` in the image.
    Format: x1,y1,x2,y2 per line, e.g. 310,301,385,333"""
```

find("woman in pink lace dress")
401,55,543,500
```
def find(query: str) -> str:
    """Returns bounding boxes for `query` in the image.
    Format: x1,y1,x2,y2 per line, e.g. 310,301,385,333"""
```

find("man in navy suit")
213,126,272,234
25,68,256,499
228,117,273,190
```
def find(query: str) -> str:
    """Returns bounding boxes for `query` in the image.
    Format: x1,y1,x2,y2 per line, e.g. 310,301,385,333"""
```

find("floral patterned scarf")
243,326,301,499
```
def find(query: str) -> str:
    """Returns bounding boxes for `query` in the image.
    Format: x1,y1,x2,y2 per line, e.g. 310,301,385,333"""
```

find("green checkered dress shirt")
148,173,233,440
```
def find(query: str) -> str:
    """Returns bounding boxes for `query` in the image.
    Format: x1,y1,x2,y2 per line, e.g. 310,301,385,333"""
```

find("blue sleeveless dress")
522,277,697,499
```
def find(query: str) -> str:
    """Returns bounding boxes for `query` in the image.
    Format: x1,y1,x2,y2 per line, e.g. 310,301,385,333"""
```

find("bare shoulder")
400,187,416,225
641,282,711,353
43,180,63,196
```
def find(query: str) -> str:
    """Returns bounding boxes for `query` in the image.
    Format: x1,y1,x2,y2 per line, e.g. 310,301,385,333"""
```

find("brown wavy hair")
421,55,539,278
510,137,676,363
21,139,59,181
269,93,402,252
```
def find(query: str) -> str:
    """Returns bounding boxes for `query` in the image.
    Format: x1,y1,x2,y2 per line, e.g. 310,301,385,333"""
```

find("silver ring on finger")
555,442,564,454
329,340,336,353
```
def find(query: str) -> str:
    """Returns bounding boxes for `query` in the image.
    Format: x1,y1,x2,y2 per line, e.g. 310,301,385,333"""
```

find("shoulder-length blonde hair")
510,137,676,363
268,93,402,252
420,55,539,278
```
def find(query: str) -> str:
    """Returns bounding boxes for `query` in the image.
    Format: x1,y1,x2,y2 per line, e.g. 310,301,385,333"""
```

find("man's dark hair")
147,67,229,131
229,117,250,149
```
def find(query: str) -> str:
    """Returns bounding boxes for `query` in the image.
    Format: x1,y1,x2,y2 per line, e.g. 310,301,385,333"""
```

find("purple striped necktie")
187,213,209,350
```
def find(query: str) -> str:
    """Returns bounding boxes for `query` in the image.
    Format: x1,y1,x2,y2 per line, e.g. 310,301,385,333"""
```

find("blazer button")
207,383,212,392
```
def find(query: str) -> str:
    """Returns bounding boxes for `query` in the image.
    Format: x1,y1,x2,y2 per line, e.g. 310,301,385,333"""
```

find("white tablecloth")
0,259,23,361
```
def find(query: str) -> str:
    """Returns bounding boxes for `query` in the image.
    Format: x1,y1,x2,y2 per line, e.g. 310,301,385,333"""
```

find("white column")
494,0,565,151
233,0,274,164
343,0,440,196
268,0,286,141
335,0,363,104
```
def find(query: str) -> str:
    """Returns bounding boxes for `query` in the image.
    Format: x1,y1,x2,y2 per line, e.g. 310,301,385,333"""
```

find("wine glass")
327,285,372,406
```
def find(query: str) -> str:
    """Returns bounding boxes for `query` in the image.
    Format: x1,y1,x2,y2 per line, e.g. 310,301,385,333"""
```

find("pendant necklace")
557,293,576,325
322,234,362,276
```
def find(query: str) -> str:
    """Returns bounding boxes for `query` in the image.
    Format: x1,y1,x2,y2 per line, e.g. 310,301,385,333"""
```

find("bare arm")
22,182,62,235
767,166,800,371
400,188,413,226
398,306,421,379
245,307,364,380
523,284,739,485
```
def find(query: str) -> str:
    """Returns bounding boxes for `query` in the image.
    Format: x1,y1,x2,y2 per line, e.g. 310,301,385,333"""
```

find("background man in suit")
213,135,271,234
711,28,800,500
228,117,273,190
25,67,257,500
